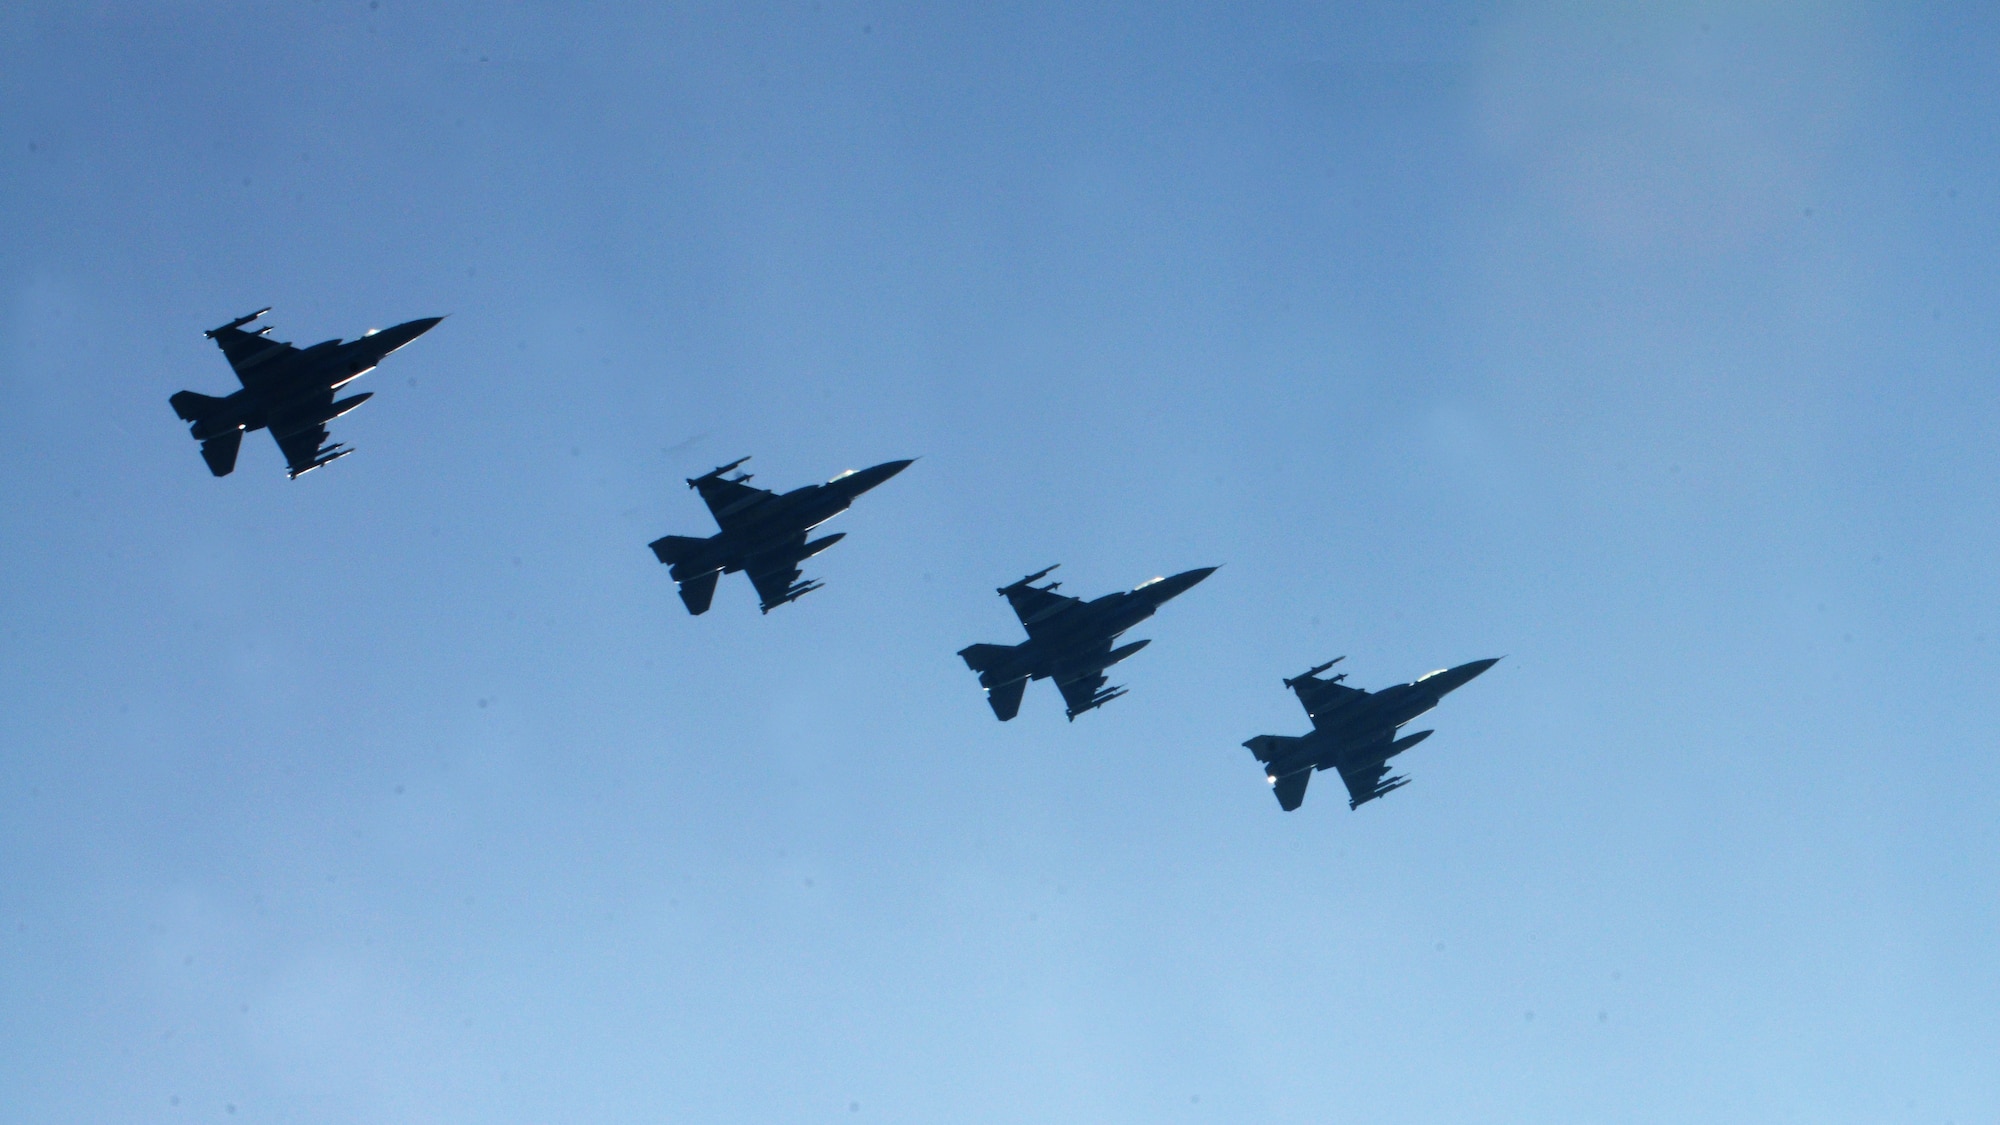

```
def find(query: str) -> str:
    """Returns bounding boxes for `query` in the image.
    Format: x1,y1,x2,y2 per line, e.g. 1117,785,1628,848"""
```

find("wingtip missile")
287,444,351,479
205,307,272,338
1065,684,1128,720
688,456,751,487
999,564,1059,594
759,577,825,613
1284,656,1344,688
1349,775,1410,809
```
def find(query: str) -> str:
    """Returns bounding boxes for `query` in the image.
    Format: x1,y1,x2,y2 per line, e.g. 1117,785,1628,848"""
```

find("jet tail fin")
170,390,228,422
199,430,243,476
677,570,720,615
984,677,1027,721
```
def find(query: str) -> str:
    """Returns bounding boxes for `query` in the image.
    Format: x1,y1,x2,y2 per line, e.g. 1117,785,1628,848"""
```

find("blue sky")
3,3,1997,1122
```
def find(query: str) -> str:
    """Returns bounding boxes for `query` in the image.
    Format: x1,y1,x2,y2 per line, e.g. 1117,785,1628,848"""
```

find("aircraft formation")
170,307,1496,812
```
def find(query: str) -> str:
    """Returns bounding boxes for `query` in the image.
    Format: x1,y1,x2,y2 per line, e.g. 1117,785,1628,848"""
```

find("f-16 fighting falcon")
958,564,1216,721
169,308,442,478
1242,656,1499,812
648,456,914,614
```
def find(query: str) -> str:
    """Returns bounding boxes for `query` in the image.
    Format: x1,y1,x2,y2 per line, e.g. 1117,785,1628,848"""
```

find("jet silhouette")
959,564,1216,720
649,456,913,614
1243,656,1498,811
169,308,441,478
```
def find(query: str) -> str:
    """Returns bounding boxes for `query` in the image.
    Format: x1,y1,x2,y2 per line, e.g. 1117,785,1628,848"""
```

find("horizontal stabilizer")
1242,734,1304,764
170,390,227,422
677,570,720,615
1273,769,1311,812
199,430,243,476
958,643,1017,674
649,534,710,567
985,677,1027,721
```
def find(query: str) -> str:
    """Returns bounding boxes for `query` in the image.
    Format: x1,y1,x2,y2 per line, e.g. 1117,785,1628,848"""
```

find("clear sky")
3,3,1997,1122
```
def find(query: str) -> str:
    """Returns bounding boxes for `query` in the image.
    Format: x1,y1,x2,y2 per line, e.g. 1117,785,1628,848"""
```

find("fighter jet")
958,564,1216,721
1242,656,1498,811
648,456,913,614
168,308,442,478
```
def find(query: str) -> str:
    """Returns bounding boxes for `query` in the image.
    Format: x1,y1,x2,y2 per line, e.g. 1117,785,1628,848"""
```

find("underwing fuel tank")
798,532,846,559
326,392,372,419
1052,638,1149,681
1386,729,1432,758
1099,638,1150,671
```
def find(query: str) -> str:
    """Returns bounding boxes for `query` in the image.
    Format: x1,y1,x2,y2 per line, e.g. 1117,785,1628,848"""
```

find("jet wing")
1055,670,1111,718
210,325,299,387
1293,677,1369,729
271,423,331,477
1003,583,1082,639
692,474,774,532
1334,759,1407,810
747,558,805,608
742,535,825,612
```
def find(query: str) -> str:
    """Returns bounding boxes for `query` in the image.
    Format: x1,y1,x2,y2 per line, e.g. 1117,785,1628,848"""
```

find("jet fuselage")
1263,658,1498,781
184,318,440,442
968,567,1216,690
661,460,912,582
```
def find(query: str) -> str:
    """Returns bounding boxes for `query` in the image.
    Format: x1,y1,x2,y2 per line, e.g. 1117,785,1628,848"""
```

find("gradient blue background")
4,3,1997,1122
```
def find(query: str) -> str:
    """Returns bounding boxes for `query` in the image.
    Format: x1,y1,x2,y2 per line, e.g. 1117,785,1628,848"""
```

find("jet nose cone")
1151,565,1219,601
1433,657,1501,694
842,457,916,494
371,316,445,353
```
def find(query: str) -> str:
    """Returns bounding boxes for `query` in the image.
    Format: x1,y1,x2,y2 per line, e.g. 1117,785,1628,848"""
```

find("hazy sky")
4,3,1998,1122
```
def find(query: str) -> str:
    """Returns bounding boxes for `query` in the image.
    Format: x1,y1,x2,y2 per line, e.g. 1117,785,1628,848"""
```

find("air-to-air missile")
1284,657,1347,691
